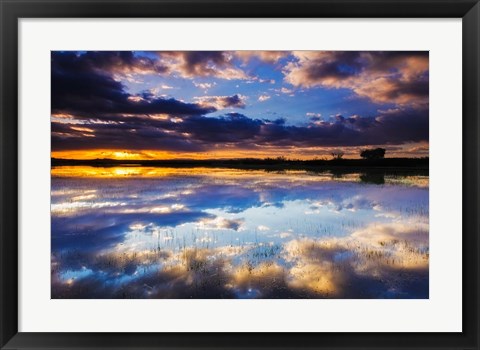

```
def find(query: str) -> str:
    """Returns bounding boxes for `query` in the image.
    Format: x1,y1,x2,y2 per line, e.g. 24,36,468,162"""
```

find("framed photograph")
1,0,478,349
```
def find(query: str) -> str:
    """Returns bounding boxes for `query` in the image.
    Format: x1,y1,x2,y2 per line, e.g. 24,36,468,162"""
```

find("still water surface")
51,167,429,298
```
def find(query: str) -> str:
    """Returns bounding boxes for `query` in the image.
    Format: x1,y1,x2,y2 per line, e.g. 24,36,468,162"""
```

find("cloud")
280,87,294,94
194,94,247,109
52,221,428,298
283,221,429,297
52,107,428,152
198,217,244,231
236,51,289,63
51,51,428,154
55,50,253,85
256,107,428,148
193,81,216,90
258,94,271,102
60,51,169,77
283,51,428,106
51,170,428,298
350,221,429,249
158,51,249,80
52,52,215,117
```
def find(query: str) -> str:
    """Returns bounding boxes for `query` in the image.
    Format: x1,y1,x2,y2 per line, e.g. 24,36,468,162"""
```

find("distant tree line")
328,148,386,160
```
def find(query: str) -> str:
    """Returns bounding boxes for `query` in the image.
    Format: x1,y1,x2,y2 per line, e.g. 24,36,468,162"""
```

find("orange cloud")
258,94,271,102
284,51,428,106
236,51,289,63
158,51,249,80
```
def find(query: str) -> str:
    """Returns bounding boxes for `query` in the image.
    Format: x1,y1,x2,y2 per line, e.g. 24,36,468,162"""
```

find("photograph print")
51,51,429,299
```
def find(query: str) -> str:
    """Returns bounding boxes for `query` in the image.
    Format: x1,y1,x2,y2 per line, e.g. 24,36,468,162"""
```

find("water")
51,167,429,299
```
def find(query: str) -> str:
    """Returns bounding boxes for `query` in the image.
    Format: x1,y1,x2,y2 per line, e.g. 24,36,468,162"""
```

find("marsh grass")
51,168,429,299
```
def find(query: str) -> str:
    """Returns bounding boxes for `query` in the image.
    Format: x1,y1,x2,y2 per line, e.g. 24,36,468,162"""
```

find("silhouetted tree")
331,152,344,160
360,148,386,160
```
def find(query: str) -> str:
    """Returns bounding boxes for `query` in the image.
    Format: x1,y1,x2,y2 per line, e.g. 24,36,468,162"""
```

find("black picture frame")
1,0,478,349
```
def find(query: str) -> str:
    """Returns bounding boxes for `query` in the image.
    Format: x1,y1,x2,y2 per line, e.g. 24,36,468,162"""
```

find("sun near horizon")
51,143,429,161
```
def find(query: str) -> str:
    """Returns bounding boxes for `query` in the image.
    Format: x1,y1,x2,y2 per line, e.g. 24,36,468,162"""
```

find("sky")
51,51,429,160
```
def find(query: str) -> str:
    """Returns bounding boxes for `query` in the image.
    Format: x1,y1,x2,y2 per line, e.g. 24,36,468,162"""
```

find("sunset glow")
52,142,428,161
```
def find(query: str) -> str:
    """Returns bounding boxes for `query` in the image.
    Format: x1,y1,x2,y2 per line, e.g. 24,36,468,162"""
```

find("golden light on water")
51,166,302,178
51,166,428,187
51,166,228,178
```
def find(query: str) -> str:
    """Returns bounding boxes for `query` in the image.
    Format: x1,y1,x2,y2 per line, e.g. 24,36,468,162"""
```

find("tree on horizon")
360,148,386,160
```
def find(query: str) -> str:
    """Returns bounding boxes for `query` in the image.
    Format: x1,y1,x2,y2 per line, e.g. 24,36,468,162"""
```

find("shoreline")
51,157,429,171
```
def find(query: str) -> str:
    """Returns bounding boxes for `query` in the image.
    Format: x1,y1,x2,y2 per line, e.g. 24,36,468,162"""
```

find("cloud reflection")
52,167,428,298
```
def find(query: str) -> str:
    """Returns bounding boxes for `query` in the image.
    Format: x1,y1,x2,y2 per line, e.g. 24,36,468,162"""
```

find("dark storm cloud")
298,51,365,80
285,109,428,147
52,113,262,151
52,107,428,151
180,113,262,143
52,115,207,152
51,51,214,116
70,51,169,75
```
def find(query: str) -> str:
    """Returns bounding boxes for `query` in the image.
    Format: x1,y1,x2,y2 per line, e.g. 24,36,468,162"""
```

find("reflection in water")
51,167,429,299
